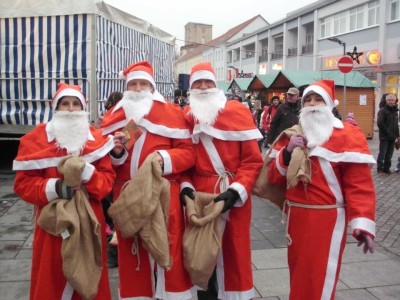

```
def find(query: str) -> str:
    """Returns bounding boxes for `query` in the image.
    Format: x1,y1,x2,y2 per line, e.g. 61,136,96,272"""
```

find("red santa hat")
120,61,156,89
189,62,217,88
52,83,86,111
301,79,336,109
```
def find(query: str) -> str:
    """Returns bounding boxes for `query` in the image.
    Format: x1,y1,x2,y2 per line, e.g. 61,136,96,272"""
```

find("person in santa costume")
100,61,196,300
13,83,116,300
179,62,263,300
267,79,376,300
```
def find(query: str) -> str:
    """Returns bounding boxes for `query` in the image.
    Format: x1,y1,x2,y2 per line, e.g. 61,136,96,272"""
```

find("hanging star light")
346,46,363,64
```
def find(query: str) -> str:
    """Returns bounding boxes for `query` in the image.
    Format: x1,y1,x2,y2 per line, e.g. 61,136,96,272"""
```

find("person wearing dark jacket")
377,93,399,174
266,87,301,144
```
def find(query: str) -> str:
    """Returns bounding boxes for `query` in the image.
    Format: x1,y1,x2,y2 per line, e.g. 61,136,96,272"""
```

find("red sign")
337,56,354,73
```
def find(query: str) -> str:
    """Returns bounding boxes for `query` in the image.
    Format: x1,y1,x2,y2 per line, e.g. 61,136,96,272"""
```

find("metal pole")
343,43,347,117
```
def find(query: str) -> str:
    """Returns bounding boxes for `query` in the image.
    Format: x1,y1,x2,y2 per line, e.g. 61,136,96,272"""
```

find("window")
390,0,400,21
350,6,364,31
321,16,333,38
368,1,379,26
333,12,346,35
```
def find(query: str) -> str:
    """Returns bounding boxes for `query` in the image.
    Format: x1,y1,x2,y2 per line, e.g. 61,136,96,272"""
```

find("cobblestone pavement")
0,134,399,299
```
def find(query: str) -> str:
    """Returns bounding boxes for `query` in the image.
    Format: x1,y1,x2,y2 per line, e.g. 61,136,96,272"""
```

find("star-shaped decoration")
346,46,363,64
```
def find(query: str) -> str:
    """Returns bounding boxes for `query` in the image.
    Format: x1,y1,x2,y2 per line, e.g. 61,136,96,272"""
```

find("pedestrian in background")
13,83,116,300
100,61,196,300
377,93,399,174
266,87,300,145
267,79,376,300
345,111,358,126
261,95,281,148
180,62,263,300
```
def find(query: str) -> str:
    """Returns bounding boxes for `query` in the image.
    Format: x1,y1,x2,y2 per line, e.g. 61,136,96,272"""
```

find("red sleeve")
14,169,53,207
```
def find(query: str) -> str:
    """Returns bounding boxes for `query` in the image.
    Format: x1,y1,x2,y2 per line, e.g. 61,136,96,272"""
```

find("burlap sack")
38,157,102,300
253,125,310,210
252,149,286,210
108,154,171,269
183,192,224,289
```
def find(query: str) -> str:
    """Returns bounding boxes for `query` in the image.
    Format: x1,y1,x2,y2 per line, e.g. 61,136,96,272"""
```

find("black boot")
197,269,218,300
107,244,118,268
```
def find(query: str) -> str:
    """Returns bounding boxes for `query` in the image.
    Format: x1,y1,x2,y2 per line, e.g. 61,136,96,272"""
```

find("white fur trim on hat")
53,88,86,111
301,85,334,109
126,70,156,89
189,70,217,88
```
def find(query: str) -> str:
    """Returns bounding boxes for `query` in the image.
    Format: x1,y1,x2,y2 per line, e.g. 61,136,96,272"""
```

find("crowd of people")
12,59,396,300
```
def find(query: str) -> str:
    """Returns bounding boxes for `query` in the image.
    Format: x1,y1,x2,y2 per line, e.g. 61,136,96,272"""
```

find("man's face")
386,96,397,107
286,93,299,103
303,93,327,107
191,79,216,90
127,79,153,92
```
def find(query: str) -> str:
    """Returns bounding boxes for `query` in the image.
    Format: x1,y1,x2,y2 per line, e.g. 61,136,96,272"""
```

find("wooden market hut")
227,78,253,99
269,70,376,138
247,74,279,106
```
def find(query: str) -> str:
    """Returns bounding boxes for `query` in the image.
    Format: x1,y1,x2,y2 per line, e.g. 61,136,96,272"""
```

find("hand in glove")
55,179,74,200
287,134,307,153
180,187,195,206
214,188,240,213
354,229,374,254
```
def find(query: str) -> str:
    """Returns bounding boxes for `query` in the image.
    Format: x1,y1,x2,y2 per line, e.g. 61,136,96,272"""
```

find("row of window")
321,0,399,38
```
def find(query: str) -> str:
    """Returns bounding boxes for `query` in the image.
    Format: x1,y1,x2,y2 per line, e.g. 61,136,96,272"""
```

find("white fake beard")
299,105,335,148
51,111,89,156
188,88,226,125
122,90,154,123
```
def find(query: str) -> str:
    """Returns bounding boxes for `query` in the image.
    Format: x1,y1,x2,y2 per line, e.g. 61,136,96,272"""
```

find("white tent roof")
0,0,175,45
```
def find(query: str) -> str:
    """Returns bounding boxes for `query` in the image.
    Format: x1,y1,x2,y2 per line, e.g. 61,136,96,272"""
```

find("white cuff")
46,178,59,202
81,163,95,183
157,150,172,175
180,181,195,191
229,182,247,206
111,150,128,165
350,217,376,238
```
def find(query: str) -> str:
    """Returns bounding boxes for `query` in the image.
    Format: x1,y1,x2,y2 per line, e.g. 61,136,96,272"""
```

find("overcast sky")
105,0,319,46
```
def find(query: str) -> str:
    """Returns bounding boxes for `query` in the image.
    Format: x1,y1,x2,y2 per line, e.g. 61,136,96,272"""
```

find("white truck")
0,0,176,138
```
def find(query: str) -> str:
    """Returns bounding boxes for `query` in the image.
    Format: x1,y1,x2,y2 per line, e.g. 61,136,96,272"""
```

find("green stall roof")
217,82,231,93
228,78,254,91
254,74,279,88
278,70,375,88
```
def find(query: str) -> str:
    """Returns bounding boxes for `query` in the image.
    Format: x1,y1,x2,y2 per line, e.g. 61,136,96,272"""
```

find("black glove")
180,187,195,206
55,179,74,200
214,188,240,213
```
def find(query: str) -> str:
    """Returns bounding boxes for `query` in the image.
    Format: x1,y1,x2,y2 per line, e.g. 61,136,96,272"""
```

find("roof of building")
228,78,254,91
176,15,261,63
270,70,376,89
217,82,231,93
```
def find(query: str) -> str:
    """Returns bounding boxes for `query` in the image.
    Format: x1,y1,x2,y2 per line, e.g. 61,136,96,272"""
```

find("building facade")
178,0,399,112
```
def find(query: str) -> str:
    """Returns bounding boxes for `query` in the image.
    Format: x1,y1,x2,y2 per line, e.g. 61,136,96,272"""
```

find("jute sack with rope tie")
252,125,311,209
108,153,171,269
183,192,224,289
37,156,102,300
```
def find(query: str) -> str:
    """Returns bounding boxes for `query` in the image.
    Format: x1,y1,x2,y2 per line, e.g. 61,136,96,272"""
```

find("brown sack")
183,192,224,289
253,125,308,210
252,149,286,210
108,154,171,269
38,157,102,300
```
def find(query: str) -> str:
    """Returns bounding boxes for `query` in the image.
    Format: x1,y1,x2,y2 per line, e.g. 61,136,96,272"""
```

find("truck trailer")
0,0,176,138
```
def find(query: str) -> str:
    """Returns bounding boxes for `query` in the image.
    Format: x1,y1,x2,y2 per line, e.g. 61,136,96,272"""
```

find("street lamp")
327,37,347,116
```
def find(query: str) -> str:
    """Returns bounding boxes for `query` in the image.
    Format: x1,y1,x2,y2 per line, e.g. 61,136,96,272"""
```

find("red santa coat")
181,100,263,300
100,97,196,300
268,122,376,300
13,123,115,300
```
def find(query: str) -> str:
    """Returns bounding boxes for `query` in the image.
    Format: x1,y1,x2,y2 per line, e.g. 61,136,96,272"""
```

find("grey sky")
105,0,319,46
